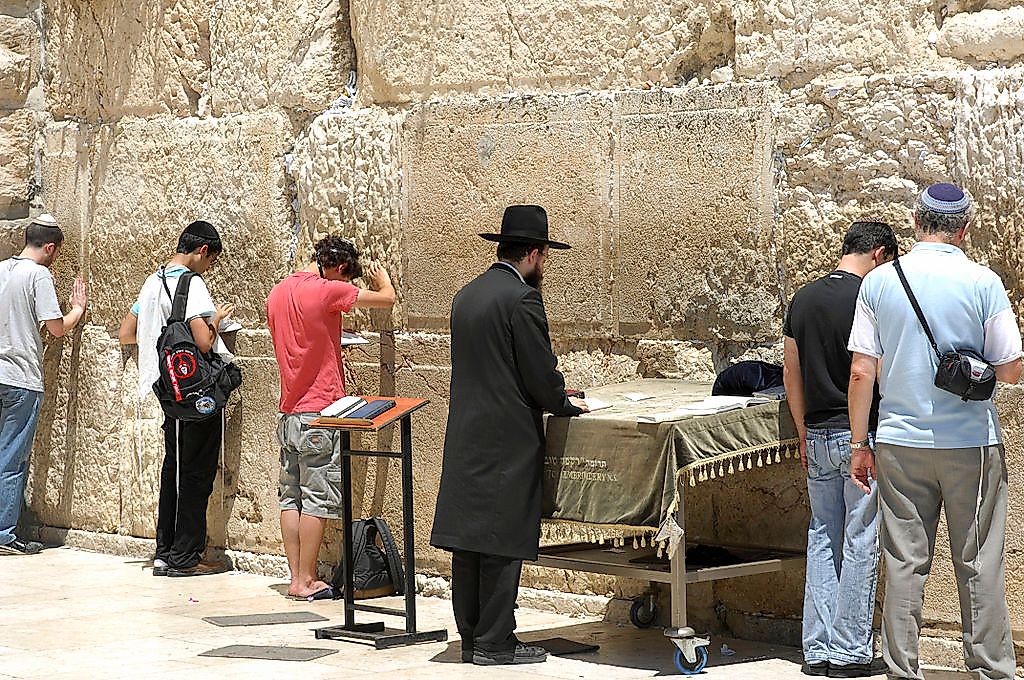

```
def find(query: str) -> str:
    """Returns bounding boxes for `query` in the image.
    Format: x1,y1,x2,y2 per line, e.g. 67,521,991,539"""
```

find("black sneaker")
0,538,44,555
802,661,830,676
828,658,887,677
473,643,548,666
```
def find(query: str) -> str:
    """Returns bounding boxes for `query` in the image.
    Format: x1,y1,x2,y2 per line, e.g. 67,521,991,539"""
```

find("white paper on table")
621,392,655,402
581,397,613,412
678,395,768,415
340,331,370,346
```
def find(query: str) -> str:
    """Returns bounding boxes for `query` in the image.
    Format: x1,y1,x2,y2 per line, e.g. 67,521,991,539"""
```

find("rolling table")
309,397,448,649
536,379,804,673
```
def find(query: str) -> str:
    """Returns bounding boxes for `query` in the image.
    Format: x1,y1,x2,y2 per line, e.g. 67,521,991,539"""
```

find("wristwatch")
850,438,872,449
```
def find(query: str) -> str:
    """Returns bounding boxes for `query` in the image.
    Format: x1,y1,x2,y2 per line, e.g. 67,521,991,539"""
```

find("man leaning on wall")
266,236,396,600
784,220,895,678
0,214,88,555
847,183,1022,680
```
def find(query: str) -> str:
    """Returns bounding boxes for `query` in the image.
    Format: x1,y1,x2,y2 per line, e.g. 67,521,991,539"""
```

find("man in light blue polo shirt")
847,183,1022,680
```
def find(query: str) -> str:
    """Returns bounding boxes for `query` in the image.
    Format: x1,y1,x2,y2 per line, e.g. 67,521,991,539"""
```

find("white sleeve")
848,297,883,358
184,276,216,322
983,307,1023,365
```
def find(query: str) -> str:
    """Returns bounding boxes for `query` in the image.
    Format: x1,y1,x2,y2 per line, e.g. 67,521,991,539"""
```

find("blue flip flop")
306,586,338,602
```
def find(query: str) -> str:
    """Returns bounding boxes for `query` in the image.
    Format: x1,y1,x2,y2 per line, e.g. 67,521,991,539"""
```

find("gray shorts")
277,412,341,519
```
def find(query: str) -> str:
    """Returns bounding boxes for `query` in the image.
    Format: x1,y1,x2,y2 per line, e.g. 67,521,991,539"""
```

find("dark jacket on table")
430,263,582,561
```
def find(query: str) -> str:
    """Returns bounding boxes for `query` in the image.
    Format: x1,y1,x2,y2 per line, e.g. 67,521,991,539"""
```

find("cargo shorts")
277,412,342,519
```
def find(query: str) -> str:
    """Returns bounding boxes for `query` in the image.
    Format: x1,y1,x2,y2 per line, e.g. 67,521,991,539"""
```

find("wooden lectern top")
309,396,429,432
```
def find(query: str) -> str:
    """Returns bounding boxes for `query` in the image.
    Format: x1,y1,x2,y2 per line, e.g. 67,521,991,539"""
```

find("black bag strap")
371,517,405,595
167,271,197,324
892,258,942,360
332,519,370,591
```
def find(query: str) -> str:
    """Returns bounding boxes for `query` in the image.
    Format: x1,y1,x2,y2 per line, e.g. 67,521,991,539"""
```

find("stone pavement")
0,548,968,680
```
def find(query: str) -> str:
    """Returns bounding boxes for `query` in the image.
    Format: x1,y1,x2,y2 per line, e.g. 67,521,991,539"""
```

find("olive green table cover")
542,379,799,535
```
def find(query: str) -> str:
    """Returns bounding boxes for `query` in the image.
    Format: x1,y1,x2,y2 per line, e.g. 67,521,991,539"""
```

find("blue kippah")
920,183,970,214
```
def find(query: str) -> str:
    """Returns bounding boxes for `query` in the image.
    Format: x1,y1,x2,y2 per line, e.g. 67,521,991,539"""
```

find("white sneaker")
153,557,169,576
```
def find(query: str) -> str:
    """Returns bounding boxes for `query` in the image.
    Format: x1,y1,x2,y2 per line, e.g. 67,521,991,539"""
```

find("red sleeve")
325,280,359,313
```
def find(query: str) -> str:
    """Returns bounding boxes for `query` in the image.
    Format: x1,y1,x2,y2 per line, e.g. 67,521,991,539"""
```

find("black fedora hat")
479,205,571,249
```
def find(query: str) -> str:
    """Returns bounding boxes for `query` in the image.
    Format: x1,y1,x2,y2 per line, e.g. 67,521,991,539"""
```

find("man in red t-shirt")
266,236,395,599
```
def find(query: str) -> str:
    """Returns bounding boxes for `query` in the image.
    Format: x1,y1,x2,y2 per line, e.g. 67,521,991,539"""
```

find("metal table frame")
535,467,804,670
310,398,449,649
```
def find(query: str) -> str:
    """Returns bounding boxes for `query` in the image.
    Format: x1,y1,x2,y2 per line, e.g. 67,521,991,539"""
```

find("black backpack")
152,270,242,421
332,518,405,599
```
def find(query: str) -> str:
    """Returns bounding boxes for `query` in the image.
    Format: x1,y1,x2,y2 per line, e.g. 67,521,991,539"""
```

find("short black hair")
313,235,363,279
176,221,223,255
842,221,898,260
25,223,64,248
496,241,545,263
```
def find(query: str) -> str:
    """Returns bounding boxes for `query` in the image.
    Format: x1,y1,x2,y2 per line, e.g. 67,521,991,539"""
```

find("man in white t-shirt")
119,221,234,577
1,214,87,555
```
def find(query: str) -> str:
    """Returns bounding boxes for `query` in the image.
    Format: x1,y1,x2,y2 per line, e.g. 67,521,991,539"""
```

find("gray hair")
913,195,973,235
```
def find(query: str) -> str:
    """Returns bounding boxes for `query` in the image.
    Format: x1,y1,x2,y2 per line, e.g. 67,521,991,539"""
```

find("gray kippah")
31,213,59,228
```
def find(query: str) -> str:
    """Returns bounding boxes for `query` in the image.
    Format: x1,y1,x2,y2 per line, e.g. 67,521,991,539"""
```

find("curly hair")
313,235,363,279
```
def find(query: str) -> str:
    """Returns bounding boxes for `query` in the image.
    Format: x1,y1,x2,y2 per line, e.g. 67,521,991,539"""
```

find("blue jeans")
0,384,43,546
803,427,880,665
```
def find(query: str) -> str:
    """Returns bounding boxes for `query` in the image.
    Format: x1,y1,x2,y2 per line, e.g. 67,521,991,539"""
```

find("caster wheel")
674,645,709,674
629,598,657,628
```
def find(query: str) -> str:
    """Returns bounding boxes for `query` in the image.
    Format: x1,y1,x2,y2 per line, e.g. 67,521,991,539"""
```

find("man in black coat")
430,205,589,666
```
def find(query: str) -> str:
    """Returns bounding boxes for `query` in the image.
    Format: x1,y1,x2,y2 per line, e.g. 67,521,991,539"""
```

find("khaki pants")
875,443,1015,680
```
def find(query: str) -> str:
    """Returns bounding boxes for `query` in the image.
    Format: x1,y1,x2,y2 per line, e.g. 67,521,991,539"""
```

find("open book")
636,396,769,423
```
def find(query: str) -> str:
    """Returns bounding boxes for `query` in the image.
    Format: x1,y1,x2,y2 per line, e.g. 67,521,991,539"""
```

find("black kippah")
184,220,219,240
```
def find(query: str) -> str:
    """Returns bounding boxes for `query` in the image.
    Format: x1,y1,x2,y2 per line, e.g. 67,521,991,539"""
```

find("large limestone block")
208,357,285,555
39,122,97,240
0,109,35,218
44,0,211,119
733,0,936,84
953,69,1024,315
292,108,404,330
85,113,294,329
0,15,39,108
937,7,1024,63
401,93,614,334
351,0,735,104
614,86,779,342
115,353,166,539
777,75,957,296
210,0,355,114
27,325,123,534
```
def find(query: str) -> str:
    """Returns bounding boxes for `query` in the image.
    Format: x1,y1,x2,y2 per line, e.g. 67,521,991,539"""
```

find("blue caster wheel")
674,645,708,674
629,598,657,628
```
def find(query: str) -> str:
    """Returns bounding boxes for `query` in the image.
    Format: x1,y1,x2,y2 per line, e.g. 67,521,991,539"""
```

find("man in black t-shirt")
783,221,896,678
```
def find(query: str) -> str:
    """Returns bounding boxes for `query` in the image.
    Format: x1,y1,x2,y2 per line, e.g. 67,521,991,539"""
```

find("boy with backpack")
118,221,236,577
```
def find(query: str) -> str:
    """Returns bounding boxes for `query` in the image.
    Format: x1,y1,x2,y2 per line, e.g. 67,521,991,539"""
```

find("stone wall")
3,0,1024,664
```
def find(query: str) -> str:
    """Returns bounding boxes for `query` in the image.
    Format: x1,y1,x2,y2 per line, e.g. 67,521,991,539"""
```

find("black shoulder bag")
892,257,996,402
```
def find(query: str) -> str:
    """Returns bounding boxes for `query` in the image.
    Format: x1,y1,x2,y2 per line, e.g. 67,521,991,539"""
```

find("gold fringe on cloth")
540,518,659,549
682,439,800,488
